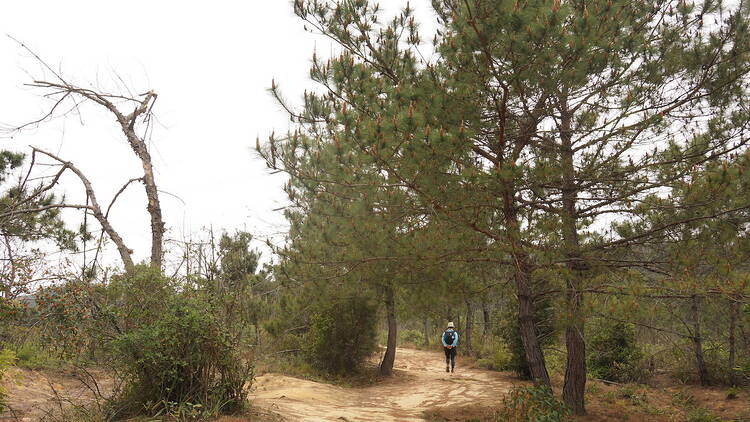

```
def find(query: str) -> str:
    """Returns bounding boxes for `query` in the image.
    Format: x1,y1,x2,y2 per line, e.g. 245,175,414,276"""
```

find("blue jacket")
441,328,459,347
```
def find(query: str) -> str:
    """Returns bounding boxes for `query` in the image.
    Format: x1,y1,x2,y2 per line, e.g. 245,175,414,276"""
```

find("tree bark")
517,280,550,386
691,295,710,385
501,186,551,387
559,99,586,415
729,299,738,385
464,300,474,355
114,92,165,268
423,318,430,346
740,315,749,357
482,302,491,336
380,285,397,376
563,324,586,415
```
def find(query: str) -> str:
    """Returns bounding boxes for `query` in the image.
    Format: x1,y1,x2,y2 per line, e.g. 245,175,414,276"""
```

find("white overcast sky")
0,1,435,267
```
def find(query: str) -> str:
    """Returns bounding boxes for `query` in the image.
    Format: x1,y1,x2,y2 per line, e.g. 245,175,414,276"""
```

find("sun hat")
447,321,455,328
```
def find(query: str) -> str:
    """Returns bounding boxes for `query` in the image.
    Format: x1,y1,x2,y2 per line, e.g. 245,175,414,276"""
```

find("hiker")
441,321,459,373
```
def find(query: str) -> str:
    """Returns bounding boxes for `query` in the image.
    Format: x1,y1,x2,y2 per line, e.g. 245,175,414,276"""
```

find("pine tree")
266,0,750,413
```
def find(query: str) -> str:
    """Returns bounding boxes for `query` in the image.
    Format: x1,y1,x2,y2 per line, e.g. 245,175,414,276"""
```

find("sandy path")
250,348,517,422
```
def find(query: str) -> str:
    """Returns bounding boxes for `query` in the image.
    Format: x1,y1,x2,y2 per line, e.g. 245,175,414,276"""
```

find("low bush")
110,286,251,418
671,389,696,408
617,384,648,407
684,407,721,422
38,266,253,419
399,328,424,346
665,340,749,386
725,386,740,400
588,320,644,382
735,357,750,385
303,295,378,375
495,385,571,422
476,340,512,371
15,340,62,370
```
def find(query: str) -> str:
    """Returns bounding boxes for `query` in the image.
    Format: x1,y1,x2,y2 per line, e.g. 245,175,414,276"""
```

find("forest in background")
2,0,750,421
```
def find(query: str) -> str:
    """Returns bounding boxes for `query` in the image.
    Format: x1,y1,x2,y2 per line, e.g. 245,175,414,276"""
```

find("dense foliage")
304,295,379,375
33,266,254,419
112,295,249,417
263,0,750,414
587,321,643,383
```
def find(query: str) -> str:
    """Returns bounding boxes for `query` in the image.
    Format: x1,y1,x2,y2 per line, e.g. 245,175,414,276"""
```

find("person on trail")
441,322,459,373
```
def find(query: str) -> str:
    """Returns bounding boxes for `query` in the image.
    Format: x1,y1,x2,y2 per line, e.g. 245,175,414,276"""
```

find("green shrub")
399,328,423,346
664,340,748,386
684,407,721,422
304,295,378,375
477,340,512,371
667,345,699,384
617,384,648,406
736,357,750,385
671,389,696,408
77,266,253,419
495,385,571,422
0,349,16,412
544,346,567,374
111,294,251,418
588,320,644,382
31,265,253,419
15,341,61,370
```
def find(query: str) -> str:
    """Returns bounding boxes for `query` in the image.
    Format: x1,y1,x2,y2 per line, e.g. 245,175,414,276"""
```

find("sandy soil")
1,367,113,421
250,348,518,422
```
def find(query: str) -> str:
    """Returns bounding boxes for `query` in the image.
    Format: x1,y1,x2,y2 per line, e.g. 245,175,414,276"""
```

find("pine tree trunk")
465,300,474,355
740,316,749,355
517,282,550,386
380,285,397,376
483,302,491,336
423,318,430,346
501,188,551,387
691,295,710,385
559,99,586,415
564,324,586,415
495,120,550,387
729,299,738,385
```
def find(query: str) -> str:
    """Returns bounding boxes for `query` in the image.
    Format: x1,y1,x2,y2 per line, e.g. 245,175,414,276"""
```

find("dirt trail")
250,348,518,422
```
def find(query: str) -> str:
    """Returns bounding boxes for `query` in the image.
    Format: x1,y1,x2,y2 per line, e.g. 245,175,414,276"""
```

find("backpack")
443,330,456,345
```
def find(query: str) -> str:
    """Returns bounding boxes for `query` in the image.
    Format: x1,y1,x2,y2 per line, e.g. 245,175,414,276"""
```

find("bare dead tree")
3,39,166,269
0,148,138,271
